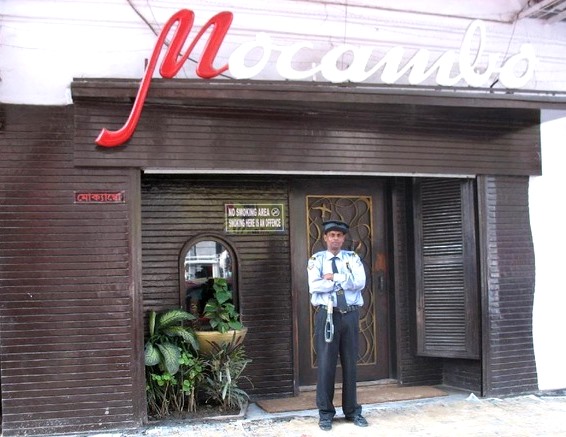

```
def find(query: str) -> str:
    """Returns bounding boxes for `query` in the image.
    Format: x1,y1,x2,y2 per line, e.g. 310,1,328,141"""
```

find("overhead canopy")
71,79,566,112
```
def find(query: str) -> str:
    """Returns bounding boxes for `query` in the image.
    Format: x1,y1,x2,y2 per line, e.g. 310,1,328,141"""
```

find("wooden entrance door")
290,178,390,386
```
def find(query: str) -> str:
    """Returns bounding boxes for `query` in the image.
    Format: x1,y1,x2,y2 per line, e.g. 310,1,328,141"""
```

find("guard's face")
324,230,346,253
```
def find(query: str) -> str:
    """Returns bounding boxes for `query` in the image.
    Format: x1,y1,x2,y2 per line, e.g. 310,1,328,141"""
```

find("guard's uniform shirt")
307,250,366,307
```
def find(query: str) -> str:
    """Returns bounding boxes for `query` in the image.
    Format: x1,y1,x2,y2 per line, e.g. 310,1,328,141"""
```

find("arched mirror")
179,236,238,318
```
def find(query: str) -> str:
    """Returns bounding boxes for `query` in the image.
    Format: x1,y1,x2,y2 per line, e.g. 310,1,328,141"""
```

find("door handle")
376,270,386,292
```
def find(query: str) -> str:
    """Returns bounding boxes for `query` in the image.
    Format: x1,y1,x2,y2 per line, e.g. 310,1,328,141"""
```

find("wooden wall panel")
414,178,480,359
0,82,544,436
391,178,443,386
0,105,143,436
443,359,482,392
478,176,538,396
141,175,294,398
73,81,541,177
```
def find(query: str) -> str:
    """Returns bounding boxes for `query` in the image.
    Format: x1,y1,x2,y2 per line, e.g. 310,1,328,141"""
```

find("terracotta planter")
195,327,248,356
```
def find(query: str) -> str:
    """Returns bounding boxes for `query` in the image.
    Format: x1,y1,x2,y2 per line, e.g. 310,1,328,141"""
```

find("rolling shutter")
414,178,480,359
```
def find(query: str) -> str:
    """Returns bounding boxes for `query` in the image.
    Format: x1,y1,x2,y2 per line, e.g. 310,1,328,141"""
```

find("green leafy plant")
200,335,252,412
145,309,198,374
202,278,244,333
144,309,204,418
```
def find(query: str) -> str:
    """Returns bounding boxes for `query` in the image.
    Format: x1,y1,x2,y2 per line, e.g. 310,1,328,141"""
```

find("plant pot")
195,327,248,356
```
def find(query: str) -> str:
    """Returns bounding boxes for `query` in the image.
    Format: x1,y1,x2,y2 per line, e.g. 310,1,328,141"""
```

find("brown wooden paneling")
70,79,566,112
0,86,544,437
391,178,443,386
72,81,541,177
443,359,482,392
414,178,480,359
0,105,143,436
140,175,294,398
478,176,538,396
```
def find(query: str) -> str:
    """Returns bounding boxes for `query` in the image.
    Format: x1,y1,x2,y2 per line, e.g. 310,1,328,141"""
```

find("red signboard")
74,191,125,203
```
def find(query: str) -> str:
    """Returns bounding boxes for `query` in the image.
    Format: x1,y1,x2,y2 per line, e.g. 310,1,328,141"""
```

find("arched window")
179,235,238,318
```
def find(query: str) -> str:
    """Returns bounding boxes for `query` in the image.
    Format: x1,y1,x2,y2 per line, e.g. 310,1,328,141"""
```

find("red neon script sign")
95,9,233,147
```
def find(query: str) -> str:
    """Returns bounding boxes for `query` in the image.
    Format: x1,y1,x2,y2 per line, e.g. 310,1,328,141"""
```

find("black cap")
322,220,349,234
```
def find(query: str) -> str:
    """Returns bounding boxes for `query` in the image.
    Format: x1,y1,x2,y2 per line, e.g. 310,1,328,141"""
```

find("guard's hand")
323,273,334,281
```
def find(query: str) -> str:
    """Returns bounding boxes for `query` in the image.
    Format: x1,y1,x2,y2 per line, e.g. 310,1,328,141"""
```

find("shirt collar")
326,251,342,260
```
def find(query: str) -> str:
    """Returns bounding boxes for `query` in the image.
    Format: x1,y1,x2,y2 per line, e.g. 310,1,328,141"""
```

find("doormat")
255,385,447,414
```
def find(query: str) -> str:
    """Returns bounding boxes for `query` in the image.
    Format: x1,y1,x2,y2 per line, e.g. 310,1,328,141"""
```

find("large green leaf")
213,278,233,304
157,342,181,375
215,289,232,305
157,309,195,329
144,342,160,367
228,320,243,330
148,310,157,337
163,325,195,343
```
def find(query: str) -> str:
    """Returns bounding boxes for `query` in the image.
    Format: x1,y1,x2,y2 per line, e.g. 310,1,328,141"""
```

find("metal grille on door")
306,195,377,367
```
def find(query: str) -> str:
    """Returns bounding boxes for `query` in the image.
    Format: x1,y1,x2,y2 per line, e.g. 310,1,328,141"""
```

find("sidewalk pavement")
91,390,566,437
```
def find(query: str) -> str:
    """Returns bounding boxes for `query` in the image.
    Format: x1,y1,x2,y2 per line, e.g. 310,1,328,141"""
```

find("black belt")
317,305,360,314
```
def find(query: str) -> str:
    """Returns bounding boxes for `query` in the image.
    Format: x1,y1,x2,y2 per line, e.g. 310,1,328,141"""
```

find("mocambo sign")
96,9,536,148
231,20,534,87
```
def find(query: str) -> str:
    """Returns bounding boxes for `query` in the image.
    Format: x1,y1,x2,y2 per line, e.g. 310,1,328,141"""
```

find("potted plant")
144,308,205,418
194,277,248,355
200,338,252,414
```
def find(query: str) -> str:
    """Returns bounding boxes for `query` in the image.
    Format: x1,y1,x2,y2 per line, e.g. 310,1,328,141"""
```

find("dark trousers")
314,307,362,420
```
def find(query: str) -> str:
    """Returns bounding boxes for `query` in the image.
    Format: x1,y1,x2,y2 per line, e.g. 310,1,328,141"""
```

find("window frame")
178,233,240,313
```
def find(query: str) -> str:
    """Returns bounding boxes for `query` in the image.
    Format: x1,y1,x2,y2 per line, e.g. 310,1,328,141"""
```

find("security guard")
307,219,369,431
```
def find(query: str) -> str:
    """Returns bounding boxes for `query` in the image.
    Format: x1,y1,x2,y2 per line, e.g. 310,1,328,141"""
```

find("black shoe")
318,418,332,431
347,414,368,427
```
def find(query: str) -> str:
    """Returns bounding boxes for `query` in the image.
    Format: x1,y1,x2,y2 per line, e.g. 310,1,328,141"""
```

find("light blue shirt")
307,250,366,307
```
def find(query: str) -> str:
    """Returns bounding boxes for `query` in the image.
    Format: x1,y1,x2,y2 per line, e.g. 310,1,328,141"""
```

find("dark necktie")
331,256,348,312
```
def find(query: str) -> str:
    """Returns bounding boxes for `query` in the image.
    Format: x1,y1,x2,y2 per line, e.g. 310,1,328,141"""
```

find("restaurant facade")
1,1,566,435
